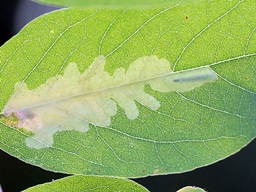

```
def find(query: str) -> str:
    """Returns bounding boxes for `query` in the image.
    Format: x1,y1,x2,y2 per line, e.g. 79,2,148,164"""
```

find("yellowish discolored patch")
2,55,217,149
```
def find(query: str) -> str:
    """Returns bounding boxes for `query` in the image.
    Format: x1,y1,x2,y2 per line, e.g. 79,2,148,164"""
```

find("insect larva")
173,73,217,83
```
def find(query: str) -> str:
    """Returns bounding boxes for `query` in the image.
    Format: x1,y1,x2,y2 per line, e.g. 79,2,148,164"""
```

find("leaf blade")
0,0,255,177
23,175,149,192
33,0,191,8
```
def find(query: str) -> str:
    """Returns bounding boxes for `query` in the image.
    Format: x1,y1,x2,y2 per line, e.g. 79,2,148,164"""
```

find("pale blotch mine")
2,55,217,149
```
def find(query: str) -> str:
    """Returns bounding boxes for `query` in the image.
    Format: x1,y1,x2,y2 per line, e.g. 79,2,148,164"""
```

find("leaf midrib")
3,65,209,113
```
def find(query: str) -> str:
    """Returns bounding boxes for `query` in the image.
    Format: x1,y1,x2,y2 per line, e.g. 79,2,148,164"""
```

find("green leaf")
177,186,206,192
34,0,191,8
0,0,255,178
23,175,149,192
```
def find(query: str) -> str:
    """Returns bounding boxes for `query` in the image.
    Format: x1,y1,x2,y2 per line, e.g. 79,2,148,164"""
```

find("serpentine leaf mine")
2,55,217,149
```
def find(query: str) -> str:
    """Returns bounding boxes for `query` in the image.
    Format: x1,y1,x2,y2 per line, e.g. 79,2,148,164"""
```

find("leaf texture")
0,0,255,177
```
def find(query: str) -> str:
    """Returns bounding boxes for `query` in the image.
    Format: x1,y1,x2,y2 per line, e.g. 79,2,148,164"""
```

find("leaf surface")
34,0,191,8
177,186,206,192
0,0,255,177
23,175,149,192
